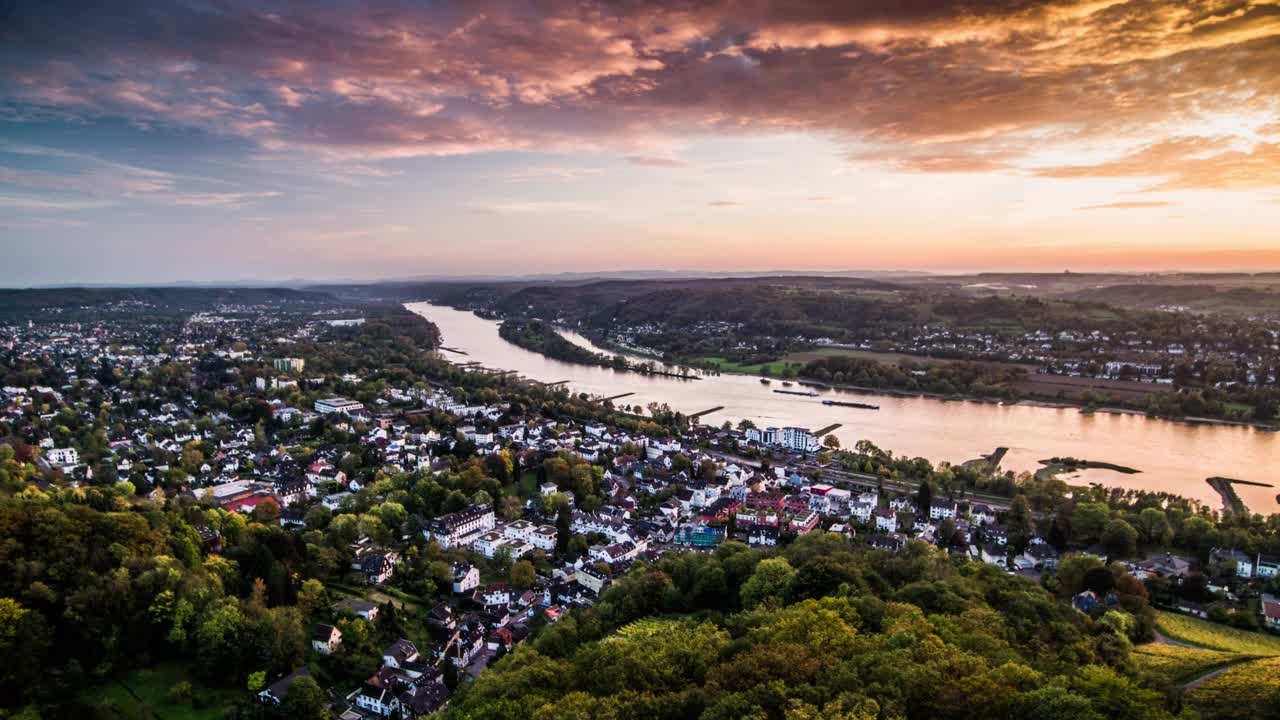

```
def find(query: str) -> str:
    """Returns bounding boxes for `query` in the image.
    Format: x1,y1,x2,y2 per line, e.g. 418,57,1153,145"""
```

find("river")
407,302,1278,511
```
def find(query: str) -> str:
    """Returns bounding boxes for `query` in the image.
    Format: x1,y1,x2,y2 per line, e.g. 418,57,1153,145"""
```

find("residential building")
929,500,957,520
874,507,897,533
315,397,365,415
47,447,79,466
780,426,819,453
333,598,379,622
429,504,496,549
258,668,314,705
1262,594,1280,630
273,357,305,373
452,562,480,594
312,624,342,655
1210,547,1254,578
1257,554,1280,578
528,524,558,552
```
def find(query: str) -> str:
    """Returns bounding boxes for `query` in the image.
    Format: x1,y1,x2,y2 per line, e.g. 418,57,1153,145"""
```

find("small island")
498,317,700,379
1036,456,1141,481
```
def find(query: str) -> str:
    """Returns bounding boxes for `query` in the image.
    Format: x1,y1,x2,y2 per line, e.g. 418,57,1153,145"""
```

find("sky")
1,0,1279,286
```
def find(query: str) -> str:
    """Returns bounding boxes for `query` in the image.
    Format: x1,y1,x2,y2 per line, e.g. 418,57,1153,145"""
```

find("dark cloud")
1,0,1277,187
708,200,742,206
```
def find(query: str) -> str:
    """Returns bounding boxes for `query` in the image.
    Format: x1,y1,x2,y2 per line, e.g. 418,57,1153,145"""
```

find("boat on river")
822,399,880,410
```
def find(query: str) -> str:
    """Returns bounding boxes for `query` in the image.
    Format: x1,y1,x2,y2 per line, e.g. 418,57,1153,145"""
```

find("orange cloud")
1,0,1277,190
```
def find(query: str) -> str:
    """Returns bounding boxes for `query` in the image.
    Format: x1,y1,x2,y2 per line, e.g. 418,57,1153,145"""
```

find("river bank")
405,301,1280,510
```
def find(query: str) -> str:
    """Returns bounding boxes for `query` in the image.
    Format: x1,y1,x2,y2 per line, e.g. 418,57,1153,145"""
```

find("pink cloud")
0,0,1276,188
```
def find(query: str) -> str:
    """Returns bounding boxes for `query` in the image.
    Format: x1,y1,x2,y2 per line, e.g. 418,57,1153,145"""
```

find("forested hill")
0,287,338,320
444,535,1168,720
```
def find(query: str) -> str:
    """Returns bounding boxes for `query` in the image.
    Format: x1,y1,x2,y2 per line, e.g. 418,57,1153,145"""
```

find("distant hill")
0,286,337,319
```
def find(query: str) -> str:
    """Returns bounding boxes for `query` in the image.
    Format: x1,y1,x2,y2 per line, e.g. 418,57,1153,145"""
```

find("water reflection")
408,302,1277,511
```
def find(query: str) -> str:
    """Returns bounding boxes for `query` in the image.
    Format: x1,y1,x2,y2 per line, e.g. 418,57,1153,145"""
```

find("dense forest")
444,534,1174,720
499,318,607,366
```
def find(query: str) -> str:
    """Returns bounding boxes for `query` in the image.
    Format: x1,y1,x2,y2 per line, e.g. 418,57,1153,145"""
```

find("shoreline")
410,300,1278,433
414,298,1279,433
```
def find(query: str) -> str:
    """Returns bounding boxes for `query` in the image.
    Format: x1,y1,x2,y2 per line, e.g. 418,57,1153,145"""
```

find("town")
4,293,1280,719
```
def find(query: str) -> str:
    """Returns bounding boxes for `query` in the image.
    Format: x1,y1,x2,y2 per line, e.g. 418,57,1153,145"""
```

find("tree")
167,681,193,704
822,434,841,450
1056,554,1104,597
1101,519,1138,559
1006,495,1034,539
915,481,933,516
378,501,407,530
1071,502,1110,543
247,671,266,692
510,560,536,591
252,498,281,525
297,579,326,618
556,505,572,553
499,495,524,521
281,675,328,720
740,558,797,609
1135,508,1172,546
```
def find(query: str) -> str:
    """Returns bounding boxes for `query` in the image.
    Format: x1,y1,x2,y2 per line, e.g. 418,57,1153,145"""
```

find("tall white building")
779,426,819,453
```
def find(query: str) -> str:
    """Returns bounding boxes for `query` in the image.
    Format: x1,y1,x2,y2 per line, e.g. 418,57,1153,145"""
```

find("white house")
311,624,342,655
472,531,507,559
929,501,957,521
874,507,897,533
47,447,79,467
849,501,875,524
528,524,558,552
452,562,480,593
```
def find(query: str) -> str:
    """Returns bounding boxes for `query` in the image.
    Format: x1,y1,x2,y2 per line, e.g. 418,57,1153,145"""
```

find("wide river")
408,302,1278,511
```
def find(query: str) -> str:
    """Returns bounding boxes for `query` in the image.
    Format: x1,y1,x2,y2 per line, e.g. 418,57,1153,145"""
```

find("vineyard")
1133,644,1240,683
1185,656,1280,720
1154,611,1280,655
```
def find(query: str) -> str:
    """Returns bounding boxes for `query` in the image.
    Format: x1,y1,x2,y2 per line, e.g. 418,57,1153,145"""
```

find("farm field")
81,663,238,720
1133,643,1239,682
1185,656,1280,719
1154,611,1280,655
780,347,1039,372
1014,373,1165,402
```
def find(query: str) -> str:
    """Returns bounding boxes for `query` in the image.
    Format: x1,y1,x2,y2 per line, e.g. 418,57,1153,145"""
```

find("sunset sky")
2,0,1279,285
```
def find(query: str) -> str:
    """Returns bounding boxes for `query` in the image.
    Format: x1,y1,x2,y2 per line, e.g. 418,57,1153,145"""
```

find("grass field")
82,663,237,720
695,356,797,376
516,470,538,498
780,348,937,365
1186,656,1280,719
1133,643,1240,682
1155,611,1280,655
